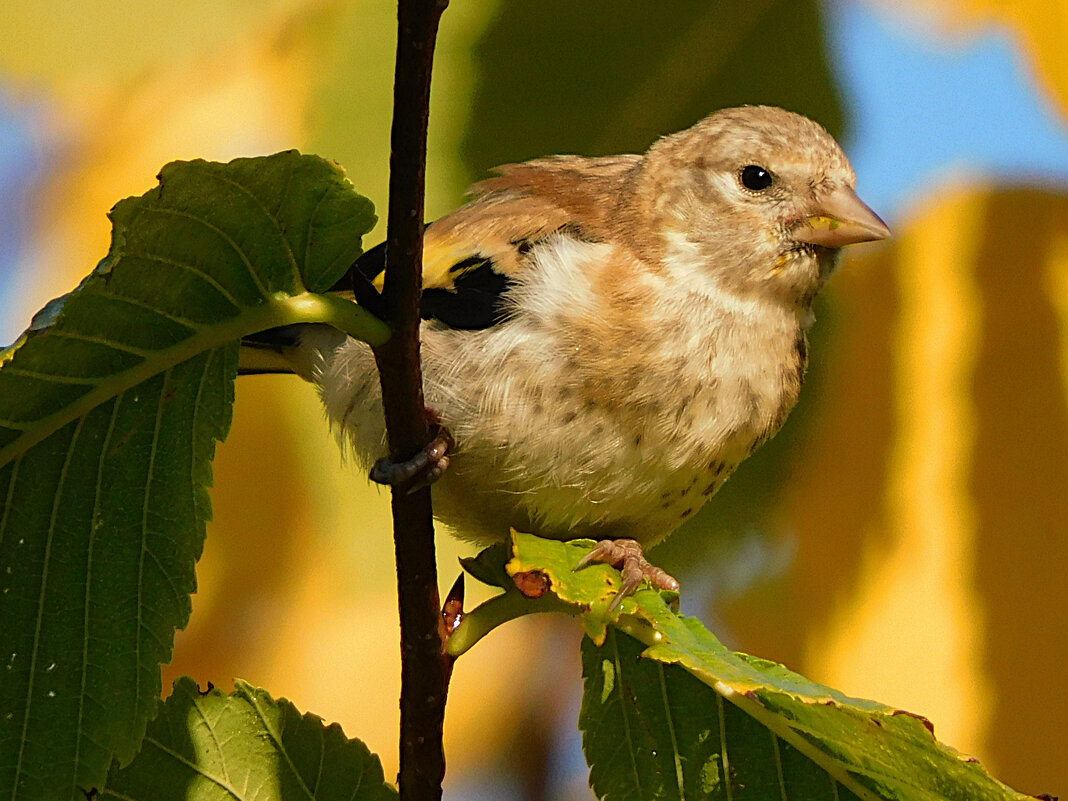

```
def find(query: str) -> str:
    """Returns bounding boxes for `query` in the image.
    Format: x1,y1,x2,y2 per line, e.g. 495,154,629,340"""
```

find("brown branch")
372,1,451,800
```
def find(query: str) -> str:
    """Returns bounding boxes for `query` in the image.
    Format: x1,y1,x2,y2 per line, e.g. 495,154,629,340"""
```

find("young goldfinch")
244,106,889,596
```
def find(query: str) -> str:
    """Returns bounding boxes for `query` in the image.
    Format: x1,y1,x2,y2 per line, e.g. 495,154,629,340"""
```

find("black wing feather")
329,231,515,331
420,257,512,329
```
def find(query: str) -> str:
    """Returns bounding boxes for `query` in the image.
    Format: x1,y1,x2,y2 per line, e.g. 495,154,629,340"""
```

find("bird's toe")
575,538,680,611
370,409,455,492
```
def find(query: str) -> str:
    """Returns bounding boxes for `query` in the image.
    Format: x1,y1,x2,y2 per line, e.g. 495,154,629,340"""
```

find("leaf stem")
372,1,450,800
283,292,391,346
447,591,580,658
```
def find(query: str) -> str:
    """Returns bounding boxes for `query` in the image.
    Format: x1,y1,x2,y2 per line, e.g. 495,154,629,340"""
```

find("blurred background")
1,0,1067,797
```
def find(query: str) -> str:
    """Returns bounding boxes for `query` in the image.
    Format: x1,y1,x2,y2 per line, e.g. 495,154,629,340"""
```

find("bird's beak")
792,186,890,248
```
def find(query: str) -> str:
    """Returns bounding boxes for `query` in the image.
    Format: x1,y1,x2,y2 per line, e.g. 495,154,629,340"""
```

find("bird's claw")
369,421,454,493
574,538,679,612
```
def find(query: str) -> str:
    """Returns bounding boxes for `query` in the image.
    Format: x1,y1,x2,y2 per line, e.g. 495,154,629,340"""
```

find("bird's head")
636,105,889,307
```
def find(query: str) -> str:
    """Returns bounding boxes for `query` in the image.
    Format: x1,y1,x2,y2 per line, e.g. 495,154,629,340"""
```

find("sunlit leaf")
582,630,871,801
456,533,1029,801
101,678,398,801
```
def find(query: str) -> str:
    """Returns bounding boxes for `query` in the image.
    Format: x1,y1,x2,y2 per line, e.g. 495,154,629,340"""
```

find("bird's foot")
369,408,454,493
574,538,679,612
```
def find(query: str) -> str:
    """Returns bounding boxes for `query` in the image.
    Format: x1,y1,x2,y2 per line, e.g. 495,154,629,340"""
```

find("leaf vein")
772,732,788,801
189,350,213,521
655,661,685,799
12,418,84,800
718,693,734,801
303,185,335,285
0,454,20,550
143,734,246,799
123,251,244,311
142,545,184,611
135,373,168,716
82,290,202,332
0,366,102,385
72,396,121,789
0,301,282,470
174,164,303,291
610,633,646,798
145,206,271,300
241,684,317,799
773,717,922,793
313,716,326,795
48,330,149,357
192,692,232,785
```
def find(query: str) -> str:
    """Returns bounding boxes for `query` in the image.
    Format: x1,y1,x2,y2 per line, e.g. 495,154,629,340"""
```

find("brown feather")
416,155,644,289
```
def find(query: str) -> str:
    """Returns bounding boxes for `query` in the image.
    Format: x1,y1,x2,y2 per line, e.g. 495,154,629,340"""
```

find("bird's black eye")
740,165,773,191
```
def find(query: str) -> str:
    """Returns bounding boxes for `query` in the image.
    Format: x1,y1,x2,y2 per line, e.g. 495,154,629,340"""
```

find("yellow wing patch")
369,231,486,293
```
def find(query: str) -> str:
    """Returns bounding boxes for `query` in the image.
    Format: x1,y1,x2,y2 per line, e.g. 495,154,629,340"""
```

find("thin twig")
372,1,451,800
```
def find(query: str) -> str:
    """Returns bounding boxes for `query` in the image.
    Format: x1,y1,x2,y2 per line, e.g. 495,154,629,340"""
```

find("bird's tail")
238,323,348,382
238,240,386,377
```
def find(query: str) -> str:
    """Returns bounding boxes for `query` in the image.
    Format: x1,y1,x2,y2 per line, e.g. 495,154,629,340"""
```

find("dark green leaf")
0,151,383,800
464,0,844,176
457,540,512,588
581,629,868,801
101,677,398,801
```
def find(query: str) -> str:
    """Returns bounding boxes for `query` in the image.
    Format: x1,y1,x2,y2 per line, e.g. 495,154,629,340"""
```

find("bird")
242,105,889,600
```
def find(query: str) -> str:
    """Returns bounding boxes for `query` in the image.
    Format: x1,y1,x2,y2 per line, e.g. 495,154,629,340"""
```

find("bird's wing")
351,154,642,330
239,154,642,373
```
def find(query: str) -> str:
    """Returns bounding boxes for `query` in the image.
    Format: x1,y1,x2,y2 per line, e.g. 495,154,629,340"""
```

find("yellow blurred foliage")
0,0,311,94
724,182,1068,793
808,187,991,755
6,2,318,330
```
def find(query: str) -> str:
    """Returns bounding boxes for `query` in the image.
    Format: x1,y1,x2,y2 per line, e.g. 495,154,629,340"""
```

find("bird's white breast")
319,236,807,546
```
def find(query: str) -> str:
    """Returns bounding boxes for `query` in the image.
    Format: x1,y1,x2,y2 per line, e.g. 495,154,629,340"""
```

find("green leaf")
100,677,398,801
580,629,870,801
449,531,679,654
0,151,384,800
457,534,1029,801
457,541,512,588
